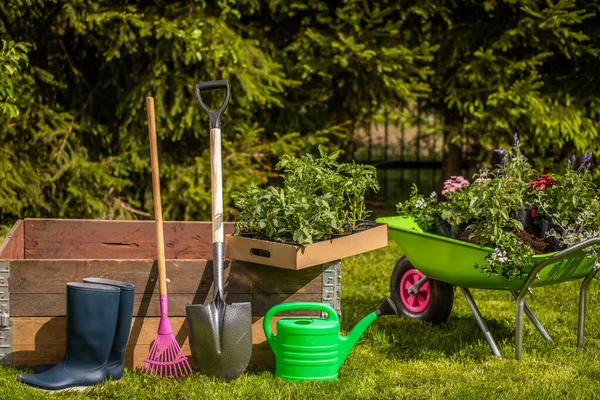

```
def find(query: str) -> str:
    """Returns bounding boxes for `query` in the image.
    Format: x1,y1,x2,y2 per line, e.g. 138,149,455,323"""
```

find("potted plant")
226,146,388,270
396,134,599,280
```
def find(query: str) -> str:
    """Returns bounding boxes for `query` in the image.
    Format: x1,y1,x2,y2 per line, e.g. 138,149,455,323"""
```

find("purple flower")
495,149,505,155
583,152,592,164
496,169,500,175
502,156,507,164
571,155,577,165
567,159,572,165
513,133,519,145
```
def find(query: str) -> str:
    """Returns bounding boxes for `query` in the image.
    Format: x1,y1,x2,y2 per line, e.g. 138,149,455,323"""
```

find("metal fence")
354,106,472,214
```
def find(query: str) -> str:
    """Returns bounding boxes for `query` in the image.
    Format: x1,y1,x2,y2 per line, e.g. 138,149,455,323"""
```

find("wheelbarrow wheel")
390,256,453,325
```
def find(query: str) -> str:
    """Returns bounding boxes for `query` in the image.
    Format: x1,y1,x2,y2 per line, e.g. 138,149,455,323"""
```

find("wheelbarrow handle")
195,80,230,129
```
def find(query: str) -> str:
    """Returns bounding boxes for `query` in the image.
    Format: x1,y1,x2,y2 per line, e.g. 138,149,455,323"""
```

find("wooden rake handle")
147,97,168,296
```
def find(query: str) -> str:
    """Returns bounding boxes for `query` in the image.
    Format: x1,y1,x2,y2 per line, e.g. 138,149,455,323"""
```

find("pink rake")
142,97,192,378
142,297,192,378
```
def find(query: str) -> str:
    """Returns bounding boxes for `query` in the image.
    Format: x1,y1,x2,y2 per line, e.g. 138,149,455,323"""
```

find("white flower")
415,199,427,209
430,191,437,200
490,248,509,264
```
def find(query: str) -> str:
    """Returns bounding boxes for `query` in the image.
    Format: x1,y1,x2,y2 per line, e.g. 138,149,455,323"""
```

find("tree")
420,0,600,178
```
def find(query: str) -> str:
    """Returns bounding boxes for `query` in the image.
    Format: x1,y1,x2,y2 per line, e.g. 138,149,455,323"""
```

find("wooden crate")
0,219,342,368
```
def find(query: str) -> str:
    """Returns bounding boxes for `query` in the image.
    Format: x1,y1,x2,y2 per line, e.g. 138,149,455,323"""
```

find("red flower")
531,209,537,218
528,174,556,190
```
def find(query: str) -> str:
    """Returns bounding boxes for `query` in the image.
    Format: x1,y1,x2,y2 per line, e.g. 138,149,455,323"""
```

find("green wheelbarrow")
376,215,600,359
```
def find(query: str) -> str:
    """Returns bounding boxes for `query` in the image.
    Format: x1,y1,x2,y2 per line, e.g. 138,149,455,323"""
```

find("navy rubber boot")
18,283,120,391
83,277,135,380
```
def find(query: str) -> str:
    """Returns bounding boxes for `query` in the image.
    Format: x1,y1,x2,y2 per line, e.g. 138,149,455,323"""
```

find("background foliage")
0,0,598,235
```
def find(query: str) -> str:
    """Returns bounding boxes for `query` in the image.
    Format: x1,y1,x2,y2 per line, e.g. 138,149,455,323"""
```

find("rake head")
141,301,192,379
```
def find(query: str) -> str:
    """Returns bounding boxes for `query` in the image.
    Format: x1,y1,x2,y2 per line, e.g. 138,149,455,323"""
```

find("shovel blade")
186,301,252,380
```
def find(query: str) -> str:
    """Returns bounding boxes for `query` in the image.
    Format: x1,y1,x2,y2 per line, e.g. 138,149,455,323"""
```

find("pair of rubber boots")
18,278,135,391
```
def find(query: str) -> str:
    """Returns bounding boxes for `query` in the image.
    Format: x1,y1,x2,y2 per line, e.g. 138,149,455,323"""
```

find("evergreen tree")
420,0,600,177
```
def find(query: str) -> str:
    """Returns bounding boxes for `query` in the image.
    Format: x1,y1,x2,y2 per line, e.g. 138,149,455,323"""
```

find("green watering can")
263,298,397,381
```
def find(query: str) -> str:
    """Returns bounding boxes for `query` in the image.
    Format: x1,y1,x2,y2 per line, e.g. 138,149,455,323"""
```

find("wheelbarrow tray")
377,216,594,290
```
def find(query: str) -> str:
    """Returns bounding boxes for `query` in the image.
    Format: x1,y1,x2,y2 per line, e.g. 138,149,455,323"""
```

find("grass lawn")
3,241,600,399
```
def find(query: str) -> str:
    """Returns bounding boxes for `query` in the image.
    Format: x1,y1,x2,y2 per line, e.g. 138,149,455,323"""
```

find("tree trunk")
441,110,463,183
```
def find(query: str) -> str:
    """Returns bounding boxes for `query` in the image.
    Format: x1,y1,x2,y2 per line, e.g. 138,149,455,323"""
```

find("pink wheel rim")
399,269,431,313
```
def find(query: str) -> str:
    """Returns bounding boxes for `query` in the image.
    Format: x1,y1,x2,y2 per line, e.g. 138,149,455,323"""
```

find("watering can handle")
263,302,339,343
195,80,231,129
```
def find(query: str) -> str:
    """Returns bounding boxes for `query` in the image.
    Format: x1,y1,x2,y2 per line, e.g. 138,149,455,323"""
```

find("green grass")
4,242,600,399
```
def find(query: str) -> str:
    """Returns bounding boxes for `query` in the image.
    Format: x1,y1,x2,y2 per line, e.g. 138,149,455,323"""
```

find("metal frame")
0,262,11,366
410,238,600,359
322,260,342,318
515,237,600,359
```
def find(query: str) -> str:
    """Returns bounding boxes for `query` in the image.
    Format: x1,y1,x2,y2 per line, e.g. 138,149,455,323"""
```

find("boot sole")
27,385,94,393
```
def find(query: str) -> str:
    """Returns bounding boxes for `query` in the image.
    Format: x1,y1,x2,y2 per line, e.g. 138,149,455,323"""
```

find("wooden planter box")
0,219,342,368
226,223,388,270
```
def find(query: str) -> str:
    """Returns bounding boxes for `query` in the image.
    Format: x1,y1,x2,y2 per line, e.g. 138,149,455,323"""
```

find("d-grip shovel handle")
196,80,230,129
263,302,339,343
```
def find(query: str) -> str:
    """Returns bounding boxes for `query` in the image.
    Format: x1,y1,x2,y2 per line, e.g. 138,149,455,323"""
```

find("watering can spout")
337,298,397,369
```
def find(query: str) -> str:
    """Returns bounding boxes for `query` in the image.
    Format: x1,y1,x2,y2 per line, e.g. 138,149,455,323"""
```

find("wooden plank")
11,315,316,367
23,219,234,260
0,220,24,260
9,260,322,295
11,292,322,317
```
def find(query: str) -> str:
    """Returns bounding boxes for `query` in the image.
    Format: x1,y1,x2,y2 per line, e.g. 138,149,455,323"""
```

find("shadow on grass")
341,290,518,361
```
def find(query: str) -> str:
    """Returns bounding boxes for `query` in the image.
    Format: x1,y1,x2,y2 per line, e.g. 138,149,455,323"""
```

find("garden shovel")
186,80,252,380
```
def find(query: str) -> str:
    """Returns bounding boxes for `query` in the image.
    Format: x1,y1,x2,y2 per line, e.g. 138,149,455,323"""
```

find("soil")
452,224,559,254
514,230,548,254
238,220,377,246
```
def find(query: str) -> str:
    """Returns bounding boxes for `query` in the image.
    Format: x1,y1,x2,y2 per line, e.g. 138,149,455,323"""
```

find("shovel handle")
195,80,230,129
147,97,168,297
263,302,339,343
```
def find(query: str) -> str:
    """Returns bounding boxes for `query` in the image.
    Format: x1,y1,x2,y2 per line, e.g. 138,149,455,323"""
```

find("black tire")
390,256,454,325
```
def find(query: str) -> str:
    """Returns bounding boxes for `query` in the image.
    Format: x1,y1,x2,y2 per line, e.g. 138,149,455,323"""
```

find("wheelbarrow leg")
510,292,552,342
578,265,600,348
459,287,501,357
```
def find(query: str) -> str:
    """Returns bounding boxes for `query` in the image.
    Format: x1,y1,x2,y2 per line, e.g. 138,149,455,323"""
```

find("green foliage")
0,40,29,119
422,0,600,174
0,0,598,235
396,184,440,233
232,146,379,245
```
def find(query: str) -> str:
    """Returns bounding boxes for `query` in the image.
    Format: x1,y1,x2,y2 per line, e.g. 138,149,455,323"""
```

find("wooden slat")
0,220,24,260
23,219,234,260
9,260,322,295
11,315,315,367
11,292,321,317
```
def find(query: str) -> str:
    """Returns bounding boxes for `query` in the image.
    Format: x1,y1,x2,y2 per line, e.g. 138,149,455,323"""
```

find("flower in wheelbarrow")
415,198,428,209
488,248,508,264
529,174,557,191
442,176,470,195
577,152,593,175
